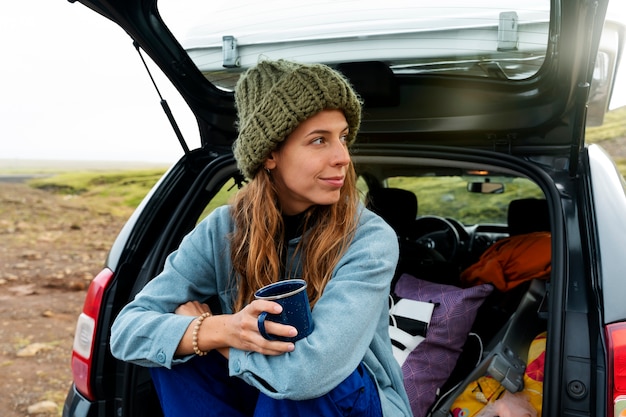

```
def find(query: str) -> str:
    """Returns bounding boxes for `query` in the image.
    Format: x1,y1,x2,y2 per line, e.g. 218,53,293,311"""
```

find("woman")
110,59,412,416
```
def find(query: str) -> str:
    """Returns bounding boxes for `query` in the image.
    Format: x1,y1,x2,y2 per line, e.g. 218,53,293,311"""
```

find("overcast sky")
1,1,625,164
1,1,199,163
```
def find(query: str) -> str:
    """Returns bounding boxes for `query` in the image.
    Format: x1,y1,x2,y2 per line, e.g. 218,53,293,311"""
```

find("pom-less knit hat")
233,59,363,179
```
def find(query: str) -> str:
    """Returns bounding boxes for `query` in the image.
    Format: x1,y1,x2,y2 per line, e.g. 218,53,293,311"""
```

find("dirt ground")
0,182,130,417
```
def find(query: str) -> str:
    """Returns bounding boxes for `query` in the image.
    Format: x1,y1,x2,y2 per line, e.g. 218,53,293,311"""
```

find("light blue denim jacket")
110,204,412,416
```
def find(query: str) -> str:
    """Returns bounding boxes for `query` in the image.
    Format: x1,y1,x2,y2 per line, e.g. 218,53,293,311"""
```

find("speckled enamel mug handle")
257,311,277,341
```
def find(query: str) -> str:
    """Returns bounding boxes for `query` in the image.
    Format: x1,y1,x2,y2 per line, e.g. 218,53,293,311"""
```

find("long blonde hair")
229,163,360,312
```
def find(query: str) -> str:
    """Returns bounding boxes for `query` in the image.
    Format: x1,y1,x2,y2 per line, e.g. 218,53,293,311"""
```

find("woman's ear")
265,152,277,170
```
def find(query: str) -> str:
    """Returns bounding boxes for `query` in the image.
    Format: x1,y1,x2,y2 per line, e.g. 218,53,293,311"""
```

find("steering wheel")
413,215,460,262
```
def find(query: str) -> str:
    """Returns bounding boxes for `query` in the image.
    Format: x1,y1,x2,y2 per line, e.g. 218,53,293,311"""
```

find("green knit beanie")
233,59,362,179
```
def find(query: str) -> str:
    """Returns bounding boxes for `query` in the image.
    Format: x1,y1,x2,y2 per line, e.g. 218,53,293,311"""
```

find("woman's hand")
226,299,297,355
174,299,296,357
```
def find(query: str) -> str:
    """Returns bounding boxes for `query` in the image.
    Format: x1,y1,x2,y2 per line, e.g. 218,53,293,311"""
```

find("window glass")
387,176,543,225
196,177,241,224
158,0,551,90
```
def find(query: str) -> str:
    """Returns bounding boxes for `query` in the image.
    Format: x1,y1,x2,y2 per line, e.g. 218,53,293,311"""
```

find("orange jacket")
461,232,551,291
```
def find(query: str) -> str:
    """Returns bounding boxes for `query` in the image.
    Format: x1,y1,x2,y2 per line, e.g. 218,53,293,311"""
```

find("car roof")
72,0,623,164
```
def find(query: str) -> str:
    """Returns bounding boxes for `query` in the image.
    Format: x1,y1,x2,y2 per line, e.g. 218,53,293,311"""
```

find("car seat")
471,197,550,333
366,187,418,238
366,188,448,285
507,198,550,236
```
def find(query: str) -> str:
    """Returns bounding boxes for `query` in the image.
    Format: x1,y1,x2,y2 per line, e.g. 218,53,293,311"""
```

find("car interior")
359,156,551,416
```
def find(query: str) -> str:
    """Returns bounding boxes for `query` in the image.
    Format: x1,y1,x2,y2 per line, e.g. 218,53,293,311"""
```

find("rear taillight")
606,322,626,417
71,268,114,401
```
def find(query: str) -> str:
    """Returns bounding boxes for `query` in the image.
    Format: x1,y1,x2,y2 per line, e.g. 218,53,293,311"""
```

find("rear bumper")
62,385,98,417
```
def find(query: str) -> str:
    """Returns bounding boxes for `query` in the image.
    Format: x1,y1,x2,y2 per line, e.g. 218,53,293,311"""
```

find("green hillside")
587,106,626,143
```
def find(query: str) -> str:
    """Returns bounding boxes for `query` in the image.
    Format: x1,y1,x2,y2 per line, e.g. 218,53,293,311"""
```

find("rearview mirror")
467,181,505,194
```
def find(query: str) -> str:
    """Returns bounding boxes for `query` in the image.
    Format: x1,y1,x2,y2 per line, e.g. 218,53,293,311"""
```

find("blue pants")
150,350,382,417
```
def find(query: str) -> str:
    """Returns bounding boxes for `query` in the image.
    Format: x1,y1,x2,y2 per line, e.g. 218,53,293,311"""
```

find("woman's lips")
322,176,345,188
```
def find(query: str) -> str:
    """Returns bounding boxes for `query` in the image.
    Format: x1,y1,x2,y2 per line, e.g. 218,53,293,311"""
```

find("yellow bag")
450,332,546,417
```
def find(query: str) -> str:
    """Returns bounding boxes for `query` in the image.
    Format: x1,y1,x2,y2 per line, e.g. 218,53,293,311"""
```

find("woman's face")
265,109,351,215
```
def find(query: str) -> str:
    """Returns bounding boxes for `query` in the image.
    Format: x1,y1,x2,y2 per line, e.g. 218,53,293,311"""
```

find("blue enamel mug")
254,279,314,342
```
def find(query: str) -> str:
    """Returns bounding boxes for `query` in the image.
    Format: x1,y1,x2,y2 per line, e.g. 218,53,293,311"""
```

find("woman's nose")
331,138,350,166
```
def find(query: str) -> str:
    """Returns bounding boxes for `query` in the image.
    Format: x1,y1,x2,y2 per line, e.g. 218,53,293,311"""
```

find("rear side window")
196,177,241,224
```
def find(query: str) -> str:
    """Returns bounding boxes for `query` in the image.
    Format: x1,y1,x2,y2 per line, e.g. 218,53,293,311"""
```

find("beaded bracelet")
192,311,212,356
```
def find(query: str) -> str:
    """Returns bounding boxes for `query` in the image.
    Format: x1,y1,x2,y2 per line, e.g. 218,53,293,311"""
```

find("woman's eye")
340,134,348,143
312,137,324,145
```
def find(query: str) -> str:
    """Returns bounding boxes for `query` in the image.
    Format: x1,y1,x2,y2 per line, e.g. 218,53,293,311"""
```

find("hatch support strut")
133,41,190,156
569,82,589,178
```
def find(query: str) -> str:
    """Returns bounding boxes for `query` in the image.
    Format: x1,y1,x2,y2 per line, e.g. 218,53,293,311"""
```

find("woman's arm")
110,207,300,368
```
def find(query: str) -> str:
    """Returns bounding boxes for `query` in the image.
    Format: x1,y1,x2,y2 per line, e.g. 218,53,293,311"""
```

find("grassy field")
586,106,626,143
21,156,624,227
20,169,166,218
29,169,166,209
26,169,239,218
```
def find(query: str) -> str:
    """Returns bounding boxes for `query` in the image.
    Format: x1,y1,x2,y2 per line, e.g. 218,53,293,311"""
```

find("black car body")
62,1,626,416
